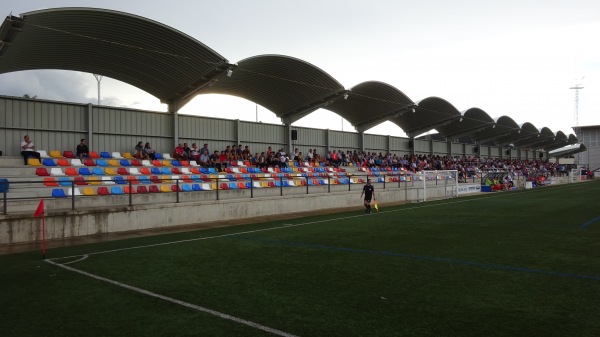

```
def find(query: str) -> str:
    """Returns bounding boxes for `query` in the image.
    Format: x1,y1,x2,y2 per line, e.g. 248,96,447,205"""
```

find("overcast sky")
1,0,599,139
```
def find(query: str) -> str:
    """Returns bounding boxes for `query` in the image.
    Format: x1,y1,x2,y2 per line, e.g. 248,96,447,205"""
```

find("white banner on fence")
457,184,481,195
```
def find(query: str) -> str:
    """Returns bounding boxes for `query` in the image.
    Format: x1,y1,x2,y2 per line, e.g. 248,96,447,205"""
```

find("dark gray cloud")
0,69,127,107
0,69,92,103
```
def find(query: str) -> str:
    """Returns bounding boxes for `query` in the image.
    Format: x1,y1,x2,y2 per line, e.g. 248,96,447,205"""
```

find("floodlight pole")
93,74,103,105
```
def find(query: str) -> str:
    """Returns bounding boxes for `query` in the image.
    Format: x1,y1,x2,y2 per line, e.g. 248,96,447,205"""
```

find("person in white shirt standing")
20,135,41,165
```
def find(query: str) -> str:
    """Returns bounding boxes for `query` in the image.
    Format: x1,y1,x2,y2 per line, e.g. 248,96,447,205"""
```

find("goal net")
569,169,582,183
405,170,459,203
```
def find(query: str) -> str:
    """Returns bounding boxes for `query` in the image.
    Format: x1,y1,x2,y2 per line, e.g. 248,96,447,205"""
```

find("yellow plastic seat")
108,159,120,167
160,185,171,192
50,150,62,158
161,175,172,183
88,176,102,185
28,158,43,166
162,160,172,167
122,152,134,159
82,187,96,196
105,168,117,175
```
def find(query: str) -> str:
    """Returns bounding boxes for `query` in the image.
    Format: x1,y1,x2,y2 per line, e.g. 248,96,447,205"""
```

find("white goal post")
569,169,581,183
418,170,459,202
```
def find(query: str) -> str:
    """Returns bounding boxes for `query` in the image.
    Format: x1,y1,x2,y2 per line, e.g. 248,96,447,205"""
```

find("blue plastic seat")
139,176,151,184
151,167,161,175
182,184,192,192
92,167,105,175
100,151,112,158
58,177,71,187
208,168,217,174
154,153,164,160
43,158,57,166
192,184,202,191
119,159,131,167
228,182,238,189
111,186,124,195
200,167,210,174
79,167,92,176
51,188,67,198
191,175,202,182
161,167,171,175
114,176,126,184
171,160,181,167
96,159,109,167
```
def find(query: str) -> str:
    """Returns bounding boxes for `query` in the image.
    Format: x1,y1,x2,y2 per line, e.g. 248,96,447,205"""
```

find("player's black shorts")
364,196,372,202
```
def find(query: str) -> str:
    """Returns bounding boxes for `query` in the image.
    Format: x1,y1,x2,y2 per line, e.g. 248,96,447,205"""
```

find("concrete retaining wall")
0,184,452,245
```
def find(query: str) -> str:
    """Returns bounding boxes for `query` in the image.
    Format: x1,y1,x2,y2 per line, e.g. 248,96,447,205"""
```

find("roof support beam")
443,122,495,141
280,90,349,125
166,62,236,108
405,115,462,138
355,103,415,133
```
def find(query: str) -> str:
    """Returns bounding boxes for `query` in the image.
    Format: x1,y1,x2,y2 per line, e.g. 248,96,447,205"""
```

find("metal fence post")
216,177,219,201
71,181,75,210
176,178,180,203
250,177,253,198
129,180,133,206
2,182,7,215
280,176,283,196
328,176,330,193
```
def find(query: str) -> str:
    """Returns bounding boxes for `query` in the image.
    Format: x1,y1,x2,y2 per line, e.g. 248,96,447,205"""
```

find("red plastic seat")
74,176,88,185
150,175,161,183
89,151,101,159
65,168,78,176
63,151,76,159
131,159,142,167
140,167,151,175
180,160,190,167
57,158,71,166
220,183,229,190
151,160,163,167
43,177,58,186
124,185,137,194
171,167,182,174
171,185,182,192
97,187,110,195
149,185,160,193
36,167,50,176
126,176,140,184
190,168,201,174
136,185,149,194
117,167,129,175
84,159,97,166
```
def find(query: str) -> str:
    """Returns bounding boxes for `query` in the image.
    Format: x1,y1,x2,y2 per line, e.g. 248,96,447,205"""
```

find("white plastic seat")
111,152,123,159
129,168,140,175
70,159,84,166
141,160,152,166
50,168,65,176
67,188,82,196
101,176,115,185
38,150,50,158
162,153,172,160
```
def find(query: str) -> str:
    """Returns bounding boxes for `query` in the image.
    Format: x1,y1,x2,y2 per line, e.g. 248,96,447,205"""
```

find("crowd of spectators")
18,135,579,181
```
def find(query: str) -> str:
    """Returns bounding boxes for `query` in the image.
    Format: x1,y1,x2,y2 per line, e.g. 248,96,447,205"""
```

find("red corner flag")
34,199,46,259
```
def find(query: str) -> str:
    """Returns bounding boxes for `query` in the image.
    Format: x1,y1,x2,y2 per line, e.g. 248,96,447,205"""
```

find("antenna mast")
569,77,584,129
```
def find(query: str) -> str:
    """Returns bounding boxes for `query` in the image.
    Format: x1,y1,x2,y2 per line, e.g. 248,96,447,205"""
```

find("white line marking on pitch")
45,259,299,337
50,184,565,261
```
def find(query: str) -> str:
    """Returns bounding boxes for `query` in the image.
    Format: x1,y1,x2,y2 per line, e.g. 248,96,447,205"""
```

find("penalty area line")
45,259,299,337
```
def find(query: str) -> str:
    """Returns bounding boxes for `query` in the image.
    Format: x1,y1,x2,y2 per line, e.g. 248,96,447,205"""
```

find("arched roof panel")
324,81,414,131
436,107,495,140
467,115,519,142
391,96,461,137
0,8,229,105
201,54,346,123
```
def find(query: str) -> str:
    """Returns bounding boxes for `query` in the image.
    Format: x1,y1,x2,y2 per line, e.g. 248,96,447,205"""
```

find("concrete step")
0,156,25,167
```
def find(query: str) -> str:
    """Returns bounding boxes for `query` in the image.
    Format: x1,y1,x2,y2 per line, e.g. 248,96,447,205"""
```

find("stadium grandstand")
0,7,590,246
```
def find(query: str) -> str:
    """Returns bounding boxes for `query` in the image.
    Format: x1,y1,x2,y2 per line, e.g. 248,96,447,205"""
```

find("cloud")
0,69,94,103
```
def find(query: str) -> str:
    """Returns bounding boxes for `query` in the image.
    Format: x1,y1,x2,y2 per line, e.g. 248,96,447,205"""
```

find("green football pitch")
2,180,600,337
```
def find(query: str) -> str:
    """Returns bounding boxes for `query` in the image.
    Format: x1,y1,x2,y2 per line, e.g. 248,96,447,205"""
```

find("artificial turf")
1,180,599,337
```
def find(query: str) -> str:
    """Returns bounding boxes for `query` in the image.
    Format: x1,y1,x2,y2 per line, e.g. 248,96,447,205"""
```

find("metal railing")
0,172,461,215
